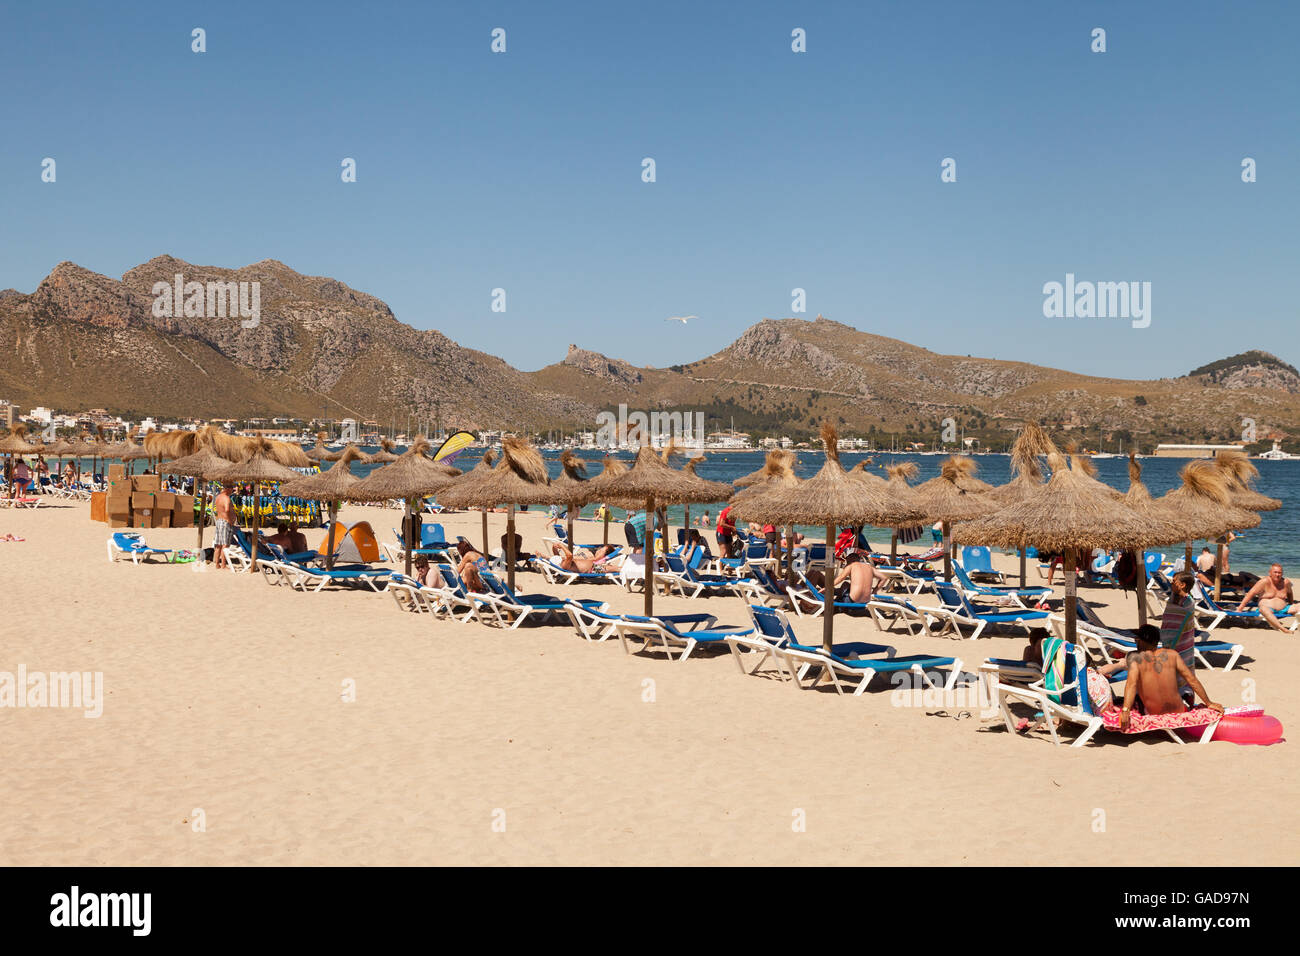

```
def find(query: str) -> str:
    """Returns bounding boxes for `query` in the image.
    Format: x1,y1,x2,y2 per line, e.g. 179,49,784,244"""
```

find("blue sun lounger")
479,571,604,628
747,605,962,695
106,532,175,564
933,583,1049,640
1072,598,1244,671
951,562,1050,609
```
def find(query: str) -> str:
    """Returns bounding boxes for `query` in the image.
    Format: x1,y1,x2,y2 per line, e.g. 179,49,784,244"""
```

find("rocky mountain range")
3,257,1299,444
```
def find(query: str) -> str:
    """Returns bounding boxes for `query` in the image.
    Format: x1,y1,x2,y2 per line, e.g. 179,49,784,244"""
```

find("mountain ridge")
3,257,1299,443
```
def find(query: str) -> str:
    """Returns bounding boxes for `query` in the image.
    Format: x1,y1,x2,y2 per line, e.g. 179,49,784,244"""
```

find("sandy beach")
2,499,1296,866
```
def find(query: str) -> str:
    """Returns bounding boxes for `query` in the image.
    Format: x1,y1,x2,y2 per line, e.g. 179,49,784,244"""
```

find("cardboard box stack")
96,473,194,530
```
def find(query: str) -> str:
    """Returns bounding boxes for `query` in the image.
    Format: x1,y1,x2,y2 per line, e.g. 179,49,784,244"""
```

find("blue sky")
1,1,1295,377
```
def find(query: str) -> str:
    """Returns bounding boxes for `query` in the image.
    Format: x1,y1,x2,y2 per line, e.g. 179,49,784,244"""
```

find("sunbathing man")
541,543,617,573
832,552,876,603
1236,563,1296,632
1120,624,1224,730
212,482,236,569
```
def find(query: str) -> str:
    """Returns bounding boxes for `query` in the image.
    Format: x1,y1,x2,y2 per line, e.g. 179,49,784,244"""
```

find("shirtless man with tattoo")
1236,563,1296,632
1120,625,1224,731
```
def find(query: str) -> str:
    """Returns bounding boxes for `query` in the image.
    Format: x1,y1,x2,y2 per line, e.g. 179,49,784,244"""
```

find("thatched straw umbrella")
45,437,73,483
876,462,928,565
209,439,305,571
439,438,564,590
0,424,43,498
735,449,801,581
1211,450,1279,599
1158,460,1261,599
160,447,236,558
584,454,632,547
280,446,366,570
449,448,497,553
953,451,1157,644
305,431,341,463
1123,454,1203,624
364,438,400,464
348,437,462,577
986,422,1060,586
910,457,999,580
552,450,590,550
731,424,923,652
591,440,734,618
119,434,153,476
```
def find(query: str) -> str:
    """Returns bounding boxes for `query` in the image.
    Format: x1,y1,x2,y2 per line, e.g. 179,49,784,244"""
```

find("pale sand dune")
1,499,1296,865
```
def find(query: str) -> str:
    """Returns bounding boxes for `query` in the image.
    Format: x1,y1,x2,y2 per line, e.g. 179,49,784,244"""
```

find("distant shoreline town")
2,399,1296,460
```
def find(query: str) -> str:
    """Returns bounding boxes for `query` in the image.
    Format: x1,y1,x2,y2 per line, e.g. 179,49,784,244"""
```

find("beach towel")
1099,705,1262,735
1041,636,1069,704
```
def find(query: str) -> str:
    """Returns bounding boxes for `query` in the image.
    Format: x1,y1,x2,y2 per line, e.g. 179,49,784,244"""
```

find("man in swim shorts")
1236,562,1295,632
212,482,236,569
1120,625,1224,730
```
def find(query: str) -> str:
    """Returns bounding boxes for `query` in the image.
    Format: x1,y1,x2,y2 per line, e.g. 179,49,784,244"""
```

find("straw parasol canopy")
592,439,734,618
954,450,1165,643
732,424,925,650
160,446,236,480
551,450,591,548
450,447,497,552
280,446,367,570
209,438,306,571
364,438,400,464
280,445,365,501
1157,460,1261,542
0,424,43,455
910,456,1000,578
583,454,635,546
1214,449,1281,512
160,447,236,557
1122,453,1205,623
305,431,341,462
350,437,462,577
732,449,799,499
439,437,564,588
1,424,44,498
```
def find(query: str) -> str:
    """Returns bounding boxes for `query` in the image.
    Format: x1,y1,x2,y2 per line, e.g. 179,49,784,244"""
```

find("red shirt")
717,506,735,536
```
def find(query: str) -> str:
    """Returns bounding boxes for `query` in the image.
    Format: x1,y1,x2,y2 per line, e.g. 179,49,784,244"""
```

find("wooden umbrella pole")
822,523,835,654
196,485,207,560
785,523,795,583
890,530,898,565
1184,540,1193,567
1063,550,1077,644
251,485,261,572
942,520,952,580
481,509,489,554
1019,548,1027,588
405,499,416,578
643,496,655,618
507,504,517,591
566,501,575,553
327,501,338,572
684,504,691,540
1214,541,1225,601
602,510,609,548
1135,548,1148,627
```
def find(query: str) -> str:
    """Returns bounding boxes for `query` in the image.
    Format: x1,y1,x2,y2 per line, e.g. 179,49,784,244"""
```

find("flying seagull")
666,315,697,324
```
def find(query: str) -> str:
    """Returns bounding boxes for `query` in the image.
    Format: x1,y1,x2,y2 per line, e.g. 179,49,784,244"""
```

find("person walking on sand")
213,482,236,569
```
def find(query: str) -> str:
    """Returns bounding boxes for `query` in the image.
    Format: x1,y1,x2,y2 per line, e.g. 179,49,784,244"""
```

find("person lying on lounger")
1120,625,1224,730
539,543,618,574
455,540,489,579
